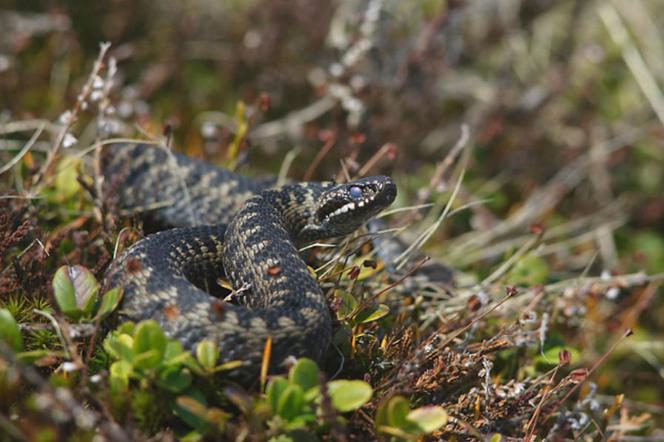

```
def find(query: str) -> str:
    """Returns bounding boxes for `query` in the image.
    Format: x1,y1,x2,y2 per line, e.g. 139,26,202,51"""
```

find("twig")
599,3,664,128
304,132,336,181
161,140,199,226
250,96,337,140
0,124,44,175
446,128,641,259
419,124,470,204
356,142,398,177
524,364,562,441
480,230,543,286
277,147,301,186
30,42,112,190
451,201,626,266
0,119,58,135
546,329,633,421
395,166,466,270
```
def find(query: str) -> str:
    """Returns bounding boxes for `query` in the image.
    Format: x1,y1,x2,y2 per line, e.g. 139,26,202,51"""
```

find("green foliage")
192,339,243,375
375,395,447,441
103,323,374,438
174,393,230,437
3,295,30,323
104,320,193,393
261,358,372,434
336,290,390,327
52,265,123,322
52,155,82,202
104,321,238,437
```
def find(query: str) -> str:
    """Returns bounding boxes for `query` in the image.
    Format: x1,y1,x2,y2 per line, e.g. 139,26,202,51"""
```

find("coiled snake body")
103,144,396,377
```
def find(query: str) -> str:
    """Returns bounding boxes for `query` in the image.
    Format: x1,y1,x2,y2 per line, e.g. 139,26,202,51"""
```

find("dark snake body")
103,144,396,378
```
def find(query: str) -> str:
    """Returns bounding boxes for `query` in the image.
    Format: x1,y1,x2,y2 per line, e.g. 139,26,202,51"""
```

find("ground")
1,1,663,440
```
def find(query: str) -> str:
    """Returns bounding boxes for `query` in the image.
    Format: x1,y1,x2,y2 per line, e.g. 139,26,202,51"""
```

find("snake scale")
103,143,396,379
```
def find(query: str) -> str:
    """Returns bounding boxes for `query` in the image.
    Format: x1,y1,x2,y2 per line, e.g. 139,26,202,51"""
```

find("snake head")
301,176,397,240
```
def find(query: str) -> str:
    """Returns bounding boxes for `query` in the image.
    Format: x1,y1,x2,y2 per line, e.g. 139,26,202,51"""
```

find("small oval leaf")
196,340,218,372
336,291,358,319
174,391,210,432
356,303,390,324
0,308,23,352
52,266,77,315
164,340,189,366
97,287,123,319
327,380,372,412
53,265,99,320
267,377,289,413
133,320,167,368
277,384,305,421
158,366,192,393
289,358,320,392
109,360,132,391
407,405,448,433
386,395,410,428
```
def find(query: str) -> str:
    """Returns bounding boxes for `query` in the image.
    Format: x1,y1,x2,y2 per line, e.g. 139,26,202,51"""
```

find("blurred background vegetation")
1,0,664,439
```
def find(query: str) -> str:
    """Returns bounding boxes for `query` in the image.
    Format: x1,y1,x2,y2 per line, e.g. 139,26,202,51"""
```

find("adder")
102,143,396,378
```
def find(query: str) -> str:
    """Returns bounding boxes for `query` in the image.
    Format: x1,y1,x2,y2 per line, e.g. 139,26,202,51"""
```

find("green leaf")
356,303,390,324
158,366,192,393
289,358,320,393
175,391,210,433
196,340,218,372
374,397,391,431
164,341,191,366
267,377,289,413
268,435,296,442
180,431,204,442
214,360,243,372
52,265,99,320
104,332,134,361
16,349,58,363
336,291,358,319
54,155,82,200
406,406,447,433
276,384,305,422
133,320,167,369
0,309,23,352
97,287,123,319
327,380,372,412
386,395,410,428
109,360,132,391
117,321,136,335
52,267,78,317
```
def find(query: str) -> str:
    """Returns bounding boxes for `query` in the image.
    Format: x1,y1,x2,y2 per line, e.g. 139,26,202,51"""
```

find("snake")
102,143,396,379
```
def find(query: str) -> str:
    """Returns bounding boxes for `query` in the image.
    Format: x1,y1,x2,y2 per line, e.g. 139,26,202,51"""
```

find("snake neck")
265,183,336,245
221,183,332,308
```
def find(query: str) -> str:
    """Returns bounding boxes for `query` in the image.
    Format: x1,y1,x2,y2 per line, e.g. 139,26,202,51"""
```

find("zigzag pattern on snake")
103,143,396,378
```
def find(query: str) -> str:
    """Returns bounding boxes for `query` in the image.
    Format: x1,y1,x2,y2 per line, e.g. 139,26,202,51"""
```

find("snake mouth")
316,176,397,224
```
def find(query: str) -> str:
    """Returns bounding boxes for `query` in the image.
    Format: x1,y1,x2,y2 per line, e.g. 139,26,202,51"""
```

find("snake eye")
349,186,363,200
